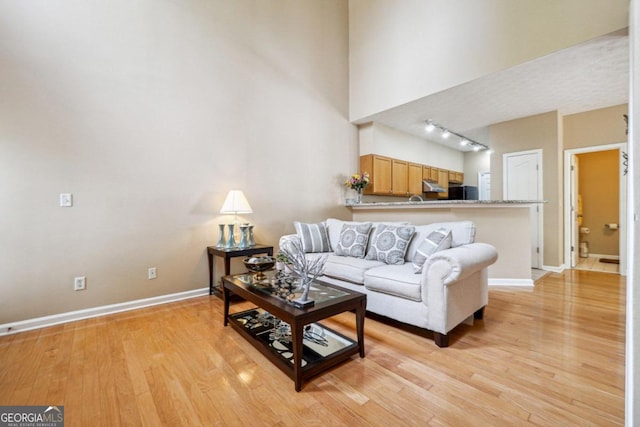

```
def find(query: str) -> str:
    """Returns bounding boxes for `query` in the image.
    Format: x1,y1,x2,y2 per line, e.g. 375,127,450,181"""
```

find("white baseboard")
489,278,534,287
0,288,210,336
541,264,565,273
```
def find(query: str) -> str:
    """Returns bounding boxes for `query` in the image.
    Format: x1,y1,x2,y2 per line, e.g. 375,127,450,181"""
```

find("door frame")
563,142,628,275
503,149,543,269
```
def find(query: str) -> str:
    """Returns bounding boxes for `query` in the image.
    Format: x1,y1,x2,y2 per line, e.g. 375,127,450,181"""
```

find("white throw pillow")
334,223,373,258
294,221,331,253
412,228,452,273
365,224,416,265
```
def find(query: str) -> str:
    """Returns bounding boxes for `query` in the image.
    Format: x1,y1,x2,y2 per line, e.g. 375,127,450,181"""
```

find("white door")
504,150,542,269
478,171,491,200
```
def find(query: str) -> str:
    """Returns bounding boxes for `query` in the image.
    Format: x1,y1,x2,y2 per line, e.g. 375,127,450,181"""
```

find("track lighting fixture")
425,121,435,132
423,120,490,152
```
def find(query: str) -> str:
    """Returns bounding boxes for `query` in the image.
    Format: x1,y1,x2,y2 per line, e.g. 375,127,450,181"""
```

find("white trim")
489,278,534,287
0,288,209,336
627,3,638,423
563,143,628,275
541,264,565,274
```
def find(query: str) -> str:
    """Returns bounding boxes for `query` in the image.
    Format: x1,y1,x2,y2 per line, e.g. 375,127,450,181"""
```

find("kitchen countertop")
347,200,545,208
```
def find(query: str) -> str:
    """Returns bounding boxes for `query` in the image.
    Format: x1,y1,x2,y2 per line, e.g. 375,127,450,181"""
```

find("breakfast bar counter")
348,200,545,285
347,200,542,208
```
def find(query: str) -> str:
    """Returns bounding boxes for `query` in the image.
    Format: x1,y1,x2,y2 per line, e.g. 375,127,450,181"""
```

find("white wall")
464,151,491,187
359,122,464,171
0,1,355,323
488,111,564,267
627,1,639,424
349,0,629,121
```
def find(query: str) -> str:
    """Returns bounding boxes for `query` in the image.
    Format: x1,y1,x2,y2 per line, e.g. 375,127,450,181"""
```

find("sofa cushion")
412,228,452,273
334,223,373,258
294,221,331,253
365,224,416,265
364,263,422,301
323,254,384,284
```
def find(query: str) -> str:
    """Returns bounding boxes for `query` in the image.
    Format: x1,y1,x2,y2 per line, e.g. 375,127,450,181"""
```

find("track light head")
425,121,435,132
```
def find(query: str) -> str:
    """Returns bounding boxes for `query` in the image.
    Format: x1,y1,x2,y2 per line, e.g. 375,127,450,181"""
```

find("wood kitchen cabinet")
438,169,449,199
391,159,409,196
448,171,464,184
428,167,439,182
408,163,423,195
360,154,392,194
361,153,456,198
422,166,432,182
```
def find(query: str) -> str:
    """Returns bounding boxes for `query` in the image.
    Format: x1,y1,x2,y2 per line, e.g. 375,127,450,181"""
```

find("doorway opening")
564,143,627,275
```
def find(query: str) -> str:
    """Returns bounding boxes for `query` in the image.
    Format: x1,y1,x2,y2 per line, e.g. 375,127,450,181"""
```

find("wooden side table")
207,244,274,296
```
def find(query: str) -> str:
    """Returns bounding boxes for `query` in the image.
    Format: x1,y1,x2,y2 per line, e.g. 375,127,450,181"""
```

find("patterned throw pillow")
412,228,452,273
294,222,332,253
365,225,416,265
334,223,373,258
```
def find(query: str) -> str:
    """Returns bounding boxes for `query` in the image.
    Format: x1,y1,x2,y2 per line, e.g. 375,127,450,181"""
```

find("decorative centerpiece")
278,238,327,308
344,171,370,204
243,256,276,281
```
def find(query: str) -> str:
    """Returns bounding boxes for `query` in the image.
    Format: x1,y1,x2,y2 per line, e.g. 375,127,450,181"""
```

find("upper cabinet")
408,163,423,195
428,167,439,182
449,171,464,184
392,159,409,196
360,154,462,197
360,154,392,194
437,169,449,199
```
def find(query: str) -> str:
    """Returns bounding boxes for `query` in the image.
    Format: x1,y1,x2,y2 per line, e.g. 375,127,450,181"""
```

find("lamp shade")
220,190,253,214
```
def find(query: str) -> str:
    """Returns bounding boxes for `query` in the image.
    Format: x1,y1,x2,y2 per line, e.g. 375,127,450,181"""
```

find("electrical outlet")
148,267,157,280
60,193,73,207
74,276,86,291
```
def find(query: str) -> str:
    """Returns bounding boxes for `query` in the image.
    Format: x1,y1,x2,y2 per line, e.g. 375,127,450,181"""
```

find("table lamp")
220,190,253,248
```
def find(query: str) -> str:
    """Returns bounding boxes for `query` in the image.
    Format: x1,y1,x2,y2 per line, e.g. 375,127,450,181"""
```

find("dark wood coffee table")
222,272,366,391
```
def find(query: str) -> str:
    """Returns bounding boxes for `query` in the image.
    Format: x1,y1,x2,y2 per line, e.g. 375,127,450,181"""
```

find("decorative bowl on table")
243,256,276,281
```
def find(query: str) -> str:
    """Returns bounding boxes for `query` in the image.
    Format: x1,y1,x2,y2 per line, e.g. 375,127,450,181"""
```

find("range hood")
422,179,446,193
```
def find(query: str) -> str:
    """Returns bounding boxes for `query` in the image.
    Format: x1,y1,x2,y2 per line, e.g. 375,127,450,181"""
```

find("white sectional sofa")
279,218,498,347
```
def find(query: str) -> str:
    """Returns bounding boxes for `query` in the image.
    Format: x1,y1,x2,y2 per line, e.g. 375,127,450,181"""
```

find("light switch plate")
60,193,73,207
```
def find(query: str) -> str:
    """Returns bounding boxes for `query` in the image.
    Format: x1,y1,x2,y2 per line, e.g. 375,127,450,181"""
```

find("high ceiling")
358,31,629,152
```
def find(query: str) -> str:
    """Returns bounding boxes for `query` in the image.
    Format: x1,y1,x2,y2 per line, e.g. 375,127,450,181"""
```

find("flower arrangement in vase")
277,237,327,308
344,171,370,203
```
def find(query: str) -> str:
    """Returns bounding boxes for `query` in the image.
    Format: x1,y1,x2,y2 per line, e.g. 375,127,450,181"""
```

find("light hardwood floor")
0,269,625,426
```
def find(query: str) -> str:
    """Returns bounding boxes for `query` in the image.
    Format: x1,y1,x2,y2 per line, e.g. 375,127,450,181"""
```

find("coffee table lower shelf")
227,308,360,390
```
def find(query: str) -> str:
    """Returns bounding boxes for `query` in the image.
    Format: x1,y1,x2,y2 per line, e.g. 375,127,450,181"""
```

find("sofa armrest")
421,243,497,335
422,243,498,286
278,234,301,251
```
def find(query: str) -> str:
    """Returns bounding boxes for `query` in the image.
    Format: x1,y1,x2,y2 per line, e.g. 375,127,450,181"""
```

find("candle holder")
248,225,255,247
216,224,226,248
225,224,237,249
238,225,250,249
